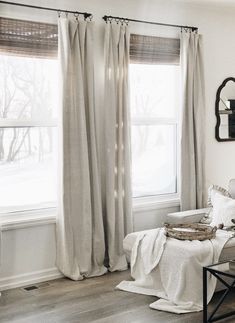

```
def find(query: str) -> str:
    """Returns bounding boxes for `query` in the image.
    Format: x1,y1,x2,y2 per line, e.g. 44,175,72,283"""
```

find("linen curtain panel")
180,30,205,211
56,18,107,280
104,23,133,271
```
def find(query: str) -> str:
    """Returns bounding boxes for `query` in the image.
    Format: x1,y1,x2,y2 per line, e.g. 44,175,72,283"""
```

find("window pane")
0,127,57,212
130,64,179,119
0,55,58,121
132,125,177,198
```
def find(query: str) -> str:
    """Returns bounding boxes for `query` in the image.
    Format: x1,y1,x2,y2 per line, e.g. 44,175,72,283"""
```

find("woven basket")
164,223,217,241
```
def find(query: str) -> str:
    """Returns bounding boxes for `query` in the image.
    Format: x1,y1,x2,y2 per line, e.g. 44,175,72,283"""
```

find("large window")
130,34,180,199
0,17,58,214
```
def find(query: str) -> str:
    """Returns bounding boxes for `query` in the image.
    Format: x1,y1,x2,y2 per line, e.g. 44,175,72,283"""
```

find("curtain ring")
87,14,93,22
74,12,79,21
65,12,68,18
57,10,61,18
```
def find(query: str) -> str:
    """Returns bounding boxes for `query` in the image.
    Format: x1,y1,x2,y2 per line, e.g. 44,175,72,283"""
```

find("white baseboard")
0,267,63,291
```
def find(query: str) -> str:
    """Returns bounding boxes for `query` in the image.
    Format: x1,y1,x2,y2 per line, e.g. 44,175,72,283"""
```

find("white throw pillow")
207,184,231,207
211,192,235,227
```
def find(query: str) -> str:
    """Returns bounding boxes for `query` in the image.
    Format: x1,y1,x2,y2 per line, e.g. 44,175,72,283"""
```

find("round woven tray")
164,223,217,241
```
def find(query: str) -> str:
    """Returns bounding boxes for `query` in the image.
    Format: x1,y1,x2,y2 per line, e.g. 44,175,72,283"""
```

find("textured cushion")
165,208,210,224
211,193,235,227
207,184,231,207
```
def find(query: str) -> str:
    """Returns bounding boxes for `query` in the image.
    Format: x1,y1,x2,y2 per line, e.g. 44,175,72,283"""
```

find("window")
130,34,180,199
0,17,58,214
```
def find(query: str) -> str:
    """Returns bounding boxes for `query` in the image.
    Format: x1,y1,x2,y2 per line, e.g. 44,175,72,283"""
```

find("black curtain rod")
0,1,92,19
103,15,198,32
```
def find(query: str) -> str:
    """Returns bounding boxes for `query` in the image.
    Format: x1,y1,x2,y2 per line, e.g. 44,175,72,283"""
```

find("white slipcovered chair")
124,179,235,292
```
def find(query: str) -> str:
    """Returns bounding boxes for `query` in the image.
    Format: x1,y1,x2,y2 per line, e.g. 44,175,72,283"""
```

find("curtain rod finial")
84,12,92,19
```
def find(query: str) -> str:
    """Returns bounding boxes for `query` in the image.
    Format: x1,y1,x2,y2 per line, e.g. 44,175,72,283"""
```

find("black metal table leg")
208,278,235,322
203,267,208,323
203,262,235,323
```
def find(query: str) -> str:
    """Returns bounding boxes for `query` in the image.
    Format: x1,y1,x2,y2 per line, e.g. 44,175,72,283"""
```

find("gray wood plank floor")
0,270,234,323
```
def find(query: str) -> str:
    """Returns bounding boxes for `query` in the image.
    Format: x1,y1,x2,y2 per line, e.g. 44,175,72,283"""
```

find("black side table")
203,260,235,323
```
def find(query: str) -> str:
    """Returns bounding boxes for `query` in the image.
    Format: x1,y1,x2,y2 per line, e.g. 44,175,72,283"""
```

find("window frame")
0,17,58,217
129,41,180,206
0,116,58,215
131,108,180,206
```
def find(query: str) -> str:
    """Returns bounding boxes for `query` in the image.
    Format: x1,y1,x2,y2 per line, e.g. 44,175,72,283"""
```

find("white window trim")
0,119,57,128
133,194,180,213
0,207,57,231
0,202,56,214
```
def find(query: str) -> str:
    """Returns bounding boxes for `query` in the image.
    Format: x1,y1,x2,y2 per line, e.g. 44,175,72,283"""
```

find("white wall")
0,222,62,290
0,0,235,290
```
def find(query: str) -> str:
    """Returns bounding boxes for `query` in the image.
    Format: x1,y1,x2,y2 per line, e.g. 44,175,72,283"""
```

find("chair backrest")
228,179,235,198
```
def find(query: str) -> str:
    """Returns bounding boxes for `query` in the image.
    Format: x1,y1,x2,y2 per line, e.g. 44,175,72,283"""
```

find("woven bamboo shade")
130,34,180,65
0,17,58,58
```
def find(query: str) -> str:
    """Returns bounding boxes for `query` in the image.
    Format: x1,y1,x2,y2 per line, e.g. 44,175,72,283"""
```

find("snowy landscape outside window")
130,34,180,199
0,18,58,214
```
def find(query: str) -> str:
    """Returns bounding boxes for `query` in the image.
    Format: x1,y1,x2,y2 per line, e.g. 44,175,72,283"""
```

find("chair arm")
165,208,211,224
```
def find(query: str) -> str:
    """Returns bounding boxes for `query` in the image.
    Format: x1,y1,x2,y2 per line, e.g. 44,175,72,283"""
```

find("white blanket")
116,228,234,313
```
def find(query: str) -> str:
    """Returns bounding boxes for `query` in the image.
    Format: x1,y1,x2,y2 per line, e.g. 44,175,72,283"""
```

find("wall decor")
215,77,235,141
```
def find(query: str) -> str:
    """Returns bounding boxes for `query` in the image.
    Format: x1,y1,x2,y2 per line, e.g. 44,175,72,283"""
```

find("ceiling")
174,0,235,7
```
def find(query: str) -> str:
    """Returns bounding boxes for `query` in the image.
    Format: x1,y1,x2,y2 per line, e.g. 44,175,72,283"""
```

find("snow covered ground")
0,155,57,213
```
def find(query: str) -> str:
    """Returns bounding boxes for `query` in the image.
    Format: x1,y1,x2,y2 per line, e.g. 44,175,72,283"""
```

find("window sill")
133,195,180,213
0,208,57,231
0,197,181,230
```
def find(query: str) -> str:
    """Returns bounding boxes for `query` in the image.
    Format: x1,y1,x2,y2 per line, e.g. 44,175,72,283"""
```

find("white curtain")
180,30,206,211
56,18,107,280
104,23,133,271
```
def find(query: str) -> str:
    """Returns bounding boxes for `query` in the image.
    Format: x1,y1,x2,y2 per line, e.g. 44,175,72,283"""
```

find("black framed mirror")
216,77,235,141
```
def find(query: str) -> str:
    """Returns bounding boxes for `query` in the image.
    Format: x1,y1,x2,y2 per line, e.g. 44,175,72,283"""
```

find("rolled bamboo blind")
130,34,180,65
0,17,58,58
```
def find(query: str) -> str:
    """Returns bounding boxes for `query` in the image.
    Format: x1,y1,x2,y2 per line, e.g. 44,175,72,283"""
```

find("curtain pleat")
56,18,107,280
104,23,133,271
180,31,206,211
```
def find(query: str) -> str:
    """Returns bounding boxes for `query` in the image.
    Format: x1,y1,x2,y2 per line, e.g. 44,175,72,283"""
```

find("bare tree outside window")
0,55,58,212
